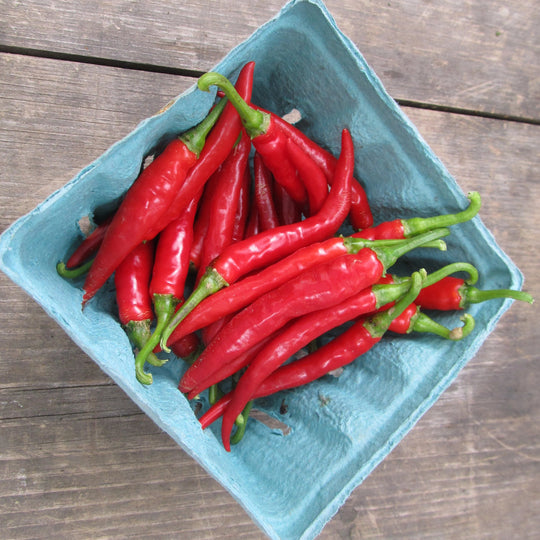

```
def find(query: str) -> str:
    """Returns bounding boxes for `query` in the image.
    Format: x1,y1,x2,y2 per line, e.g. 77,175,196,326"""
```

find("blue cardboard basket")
0,1,523,538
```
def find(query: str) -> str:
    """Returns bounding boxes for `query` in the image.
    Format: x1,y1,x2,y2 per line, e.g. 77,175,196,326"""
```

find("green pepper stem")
179,95,228,157
402,191,481,236
230,400,254,446
423,262,479,287
56,259,93,279
134,294,176,382
462,286,534,307
209,384,224,406
372,228,451,270
125,320,167,385
412,312,476,340
160,267,229,352
373,262,479,309
365,269,426,338
198,72,270,137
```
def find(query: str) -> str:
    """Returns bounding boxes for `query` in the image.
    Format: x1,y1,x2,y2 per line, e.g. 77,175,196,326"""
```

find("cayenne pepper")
257,106,373,230
134,196,200,381
113,239,167,383
81,98,227,305
415,275,534,310
180,228,450,398
218,270,427,450
253,152,281,231
357,192,481,241
160,128,355,351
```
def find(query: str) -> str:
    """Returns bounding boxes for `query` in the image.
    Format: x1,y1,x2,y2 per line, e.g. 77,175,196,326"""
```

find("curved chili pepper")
253,152,281,231
145,62,256,238
196,263,475,428
197,71,313,205
197,262,477,403
113,239,165,384
285,138,327,215
257,107,373,230
180,228,450,398
357,191,481,241
166,227,459,348
415,275,534,310
66,216,113,268
160,128,355,350
218,270,426,449
388,303,476,340
133,196,200,380
196,129,251,282
81,98,229,305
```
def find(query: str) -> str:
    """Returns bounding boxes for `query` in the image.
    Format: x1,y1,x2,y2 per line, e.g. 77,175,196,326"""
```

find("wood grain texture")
0,3,539,537
1,0,538,119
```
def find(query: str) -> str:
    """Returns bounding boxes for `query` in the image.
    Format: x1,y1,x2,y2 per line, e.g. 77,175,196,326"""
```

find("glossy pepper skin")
388,302,476,340
147,61,256,238
415,275,534,310
257,106,372,229
180,250,386,398
285,138,328,215
82,125,199,304
197,71,326,208
167,234,369,346
196,129,251,282
132,196,200,383
160,128,354,350
218,270,426,449
180,226,449,399
189,166,222,271
357,191,481,241
113,240,165,379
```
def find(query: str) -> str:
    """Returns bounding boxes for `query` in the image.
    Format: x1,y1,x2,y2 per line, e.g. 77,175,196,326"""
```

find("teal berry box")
0,1,524,539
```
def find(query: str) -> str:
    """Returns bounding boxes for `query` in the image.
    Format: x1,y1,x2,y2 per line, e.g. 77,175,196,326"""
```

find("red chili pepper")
133,196,200,383
196,129,251,281
285,138,328,215
253,152,281,231
257,107,373,229
415,275,534,310
180,228,450,399
189,167,222,271
195,264,475,428
357,191,481,241
197,71,313,205
217,270,426,449
170,330,201,360
113,239,166,380
273,181,302,226
388,303,476,339
231,166,251,243
165,227,456,348
146,62,256,238
243,196,260,238
81,98,228,305
66,216,113,268
160,128,355,350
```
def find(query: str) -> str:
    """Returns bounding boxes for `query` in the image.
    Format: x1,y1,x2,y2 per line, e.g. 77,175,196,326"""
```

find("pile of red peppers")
58,62,533,450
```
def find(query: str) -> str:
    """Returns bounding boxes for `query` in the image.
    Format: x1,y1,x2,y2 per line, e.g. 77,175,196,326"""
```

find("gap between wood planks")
2,44,539,126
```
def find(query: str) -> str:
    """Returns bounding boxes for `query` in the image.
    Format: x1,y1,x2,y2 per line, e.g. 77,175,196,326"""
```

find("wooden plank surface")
1,0,538,119
1,1,539,538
